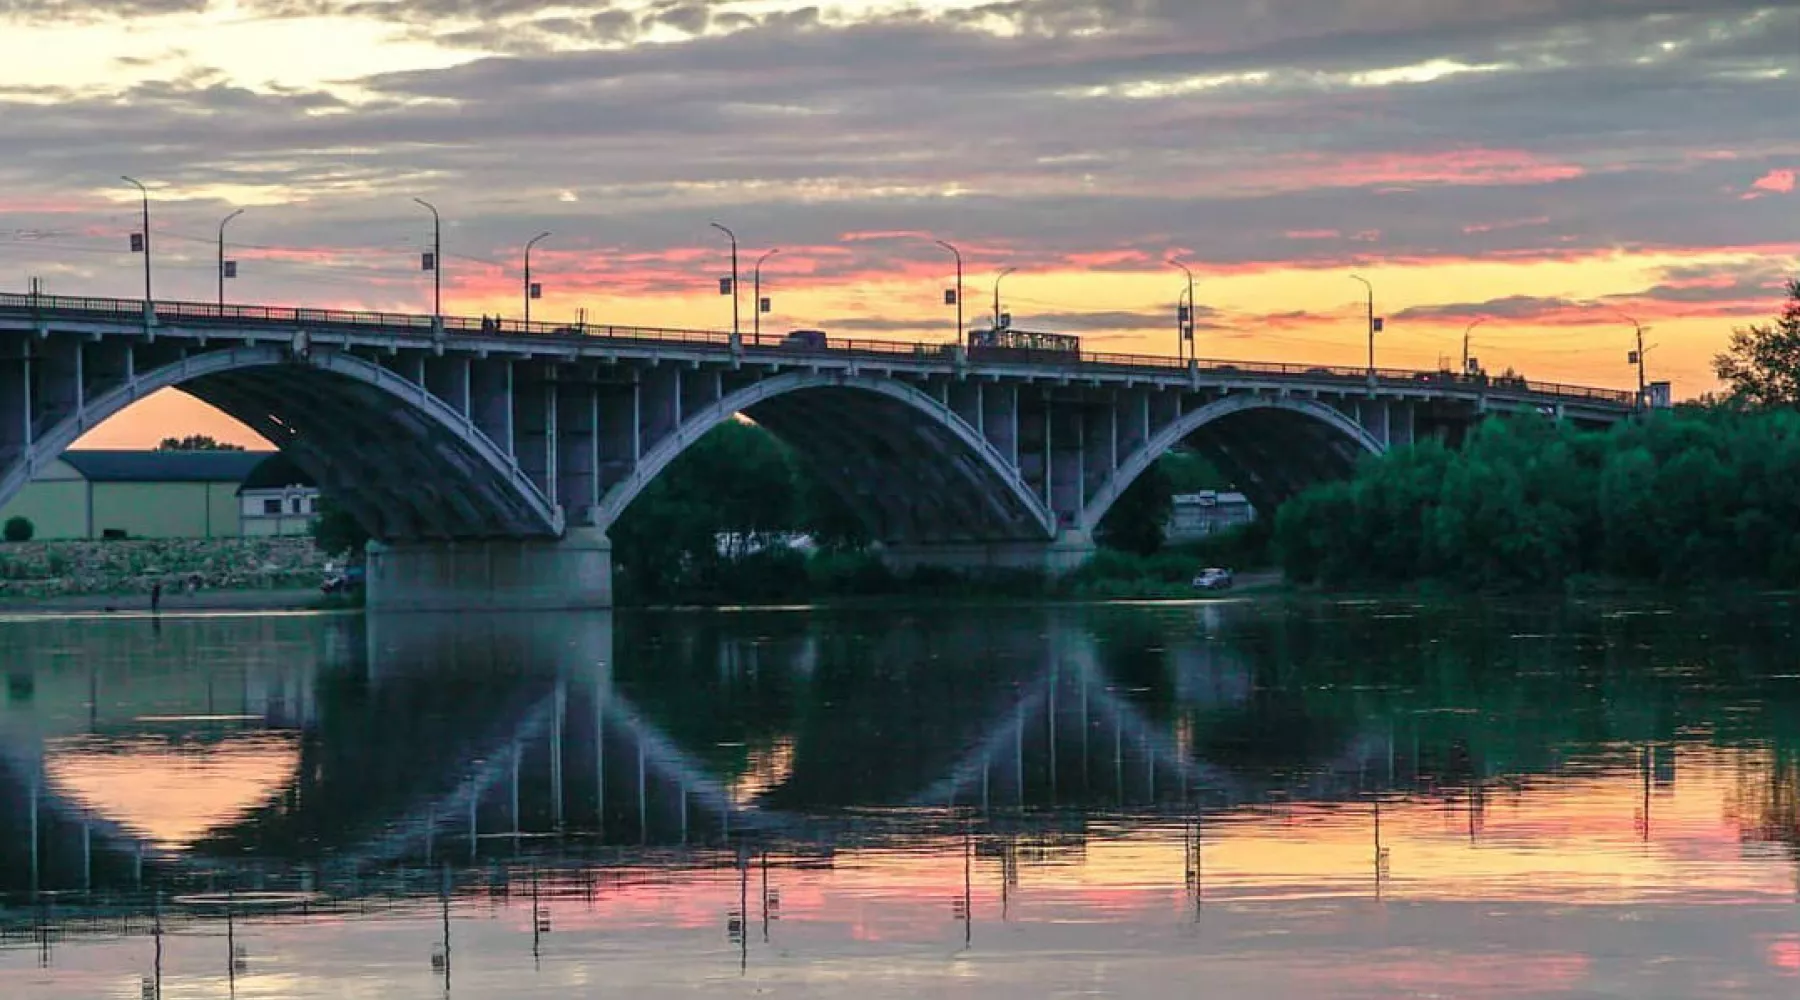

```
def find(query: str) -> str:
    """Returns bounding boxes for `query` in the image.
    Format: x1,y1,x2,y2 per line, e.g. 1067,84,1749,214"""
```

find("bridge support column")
879,529,1096,577
365,527,613,611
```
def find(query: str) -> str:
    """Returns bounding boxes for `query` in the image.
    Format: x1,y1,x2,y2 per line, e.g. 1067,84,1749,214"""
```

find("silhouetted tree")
311,498,370,559
1715,278,1800,409
2,516,32,543
1097,461,1174,556
157,434,245,451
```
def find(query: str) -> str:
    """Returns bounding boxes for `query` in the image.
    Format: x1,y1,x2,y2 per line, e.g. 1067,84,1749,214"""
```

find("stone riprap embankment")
0,537,330,599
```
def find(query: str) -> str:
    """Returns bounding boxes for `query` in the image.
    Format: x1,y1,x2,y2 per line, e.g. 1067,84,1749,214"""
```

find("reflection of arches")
596,373,1055,544
0,346,558,540
1080,395,1385,533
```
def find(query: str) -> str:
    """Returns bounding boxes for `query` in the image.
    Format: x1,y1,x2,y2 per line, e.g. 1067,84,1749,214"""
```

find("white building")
1167,491,1256,542
237,453,321,537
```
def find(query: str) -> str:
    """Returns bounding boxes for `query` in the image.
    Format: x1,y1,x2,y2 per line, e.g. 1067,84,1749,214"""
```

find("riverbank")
0,586,337,614
0,537,329,601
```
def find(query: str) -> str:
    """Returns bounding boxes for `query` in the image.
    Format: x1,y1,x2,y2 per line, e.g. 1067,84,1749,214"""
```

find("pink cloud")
1285,229,1341,240
1274,148,1585,190
1749,169,1795,197
1462,216,1551,235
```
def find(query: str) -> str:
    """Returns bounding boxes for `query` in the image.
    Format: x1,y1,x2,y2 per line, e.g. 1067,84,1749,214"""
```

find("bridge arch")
1079,394,1385,535
0,345,559,541
595,372,1057,544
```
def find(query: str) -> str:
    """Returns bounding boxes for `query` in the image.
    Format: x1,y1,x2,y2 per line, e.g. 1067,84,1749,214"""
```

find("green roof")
61,450,275,484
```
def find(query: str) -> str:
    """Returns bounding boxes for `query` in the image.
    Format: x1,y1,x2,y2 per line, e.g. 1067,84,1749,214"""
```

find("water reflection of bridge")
0,606,1524,929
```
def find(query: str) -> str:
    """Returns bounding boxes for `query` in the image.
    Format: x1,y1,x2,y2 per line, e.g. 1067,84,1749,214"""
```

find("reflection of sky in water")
2,603,1799,998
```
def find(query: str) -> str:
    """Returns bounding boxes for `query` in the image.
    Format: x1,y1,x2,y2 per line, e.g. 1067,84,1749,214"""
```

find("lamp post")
216,208,244,309
1170,259,1195,363
710,222,739,339
935,240,964,344
1350,274,1378,381
753,248,780,345
121,176,151,308
413,197,442,322
524,231,552,327
992,266,1017,330
1619,312,1647,410
1461,317,1486,375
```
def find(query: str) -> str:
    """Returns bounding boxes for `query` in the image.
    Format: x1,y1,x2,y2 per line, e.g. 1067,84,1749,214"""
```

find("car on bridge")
781,329,829,349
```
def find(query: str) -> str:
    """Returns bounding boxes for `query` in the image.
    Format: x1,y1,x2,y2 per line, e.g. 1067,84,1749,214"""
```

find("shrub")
2,516,32,543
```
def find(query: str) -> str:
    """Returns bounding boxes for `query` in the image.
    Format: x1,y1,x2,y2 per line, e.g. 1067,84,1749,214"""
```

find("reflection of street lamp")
711,222,739,338
121,176,152,307
1462,317,1486,375
524,231,552,327
217,208,244,309
936,239,964,343
753,248,780,345
992,266,1017,329
1170,259,1195,363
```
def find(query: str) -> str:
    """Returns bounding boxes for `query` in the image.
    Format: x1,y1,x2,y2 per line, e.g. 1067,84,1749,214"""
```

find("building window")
262,498,282,516
290,496,304,514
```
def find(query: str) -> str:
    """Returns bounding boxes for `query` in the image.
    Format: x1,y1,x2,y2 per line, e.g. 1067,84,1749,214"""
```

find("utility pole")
1620,313,1647,410
1170,260,1195,363
1350,274,1379,383
992,266,1017,329
936,240,964,344
121,176,152,309
1461,317,1485,375
711,222,739,339
413,198,442,323
524,231,552,327
753,248,780,345
217,208,244,309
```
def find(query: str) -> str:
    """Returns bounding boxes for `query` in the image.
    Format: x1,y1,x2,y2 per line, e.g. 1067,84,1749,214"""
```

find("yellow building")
0,450,276,540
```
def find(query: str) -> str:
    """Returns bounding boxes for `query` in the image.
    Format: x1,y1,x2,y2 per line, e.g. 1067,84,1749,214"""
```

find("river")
2,597,1799,998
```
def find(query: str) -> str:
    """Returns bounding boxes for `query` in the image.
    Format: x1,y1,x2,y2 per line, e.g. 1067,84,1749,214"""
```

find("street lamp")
217,209,244,309
413,197,442,322
1618,312,1647,410
992,266,1017,330
1461,317,1486,375
121,176,151,308
1350,274,1381,381
935,240,964,344
753,248,780,345
1169,259,1196,363
711,222,739,339
524,231,552,327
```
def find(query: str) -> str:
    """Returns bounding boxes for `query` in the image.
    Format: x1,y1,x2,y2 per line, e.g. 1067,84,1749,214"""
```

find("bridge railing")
0,292,1636,408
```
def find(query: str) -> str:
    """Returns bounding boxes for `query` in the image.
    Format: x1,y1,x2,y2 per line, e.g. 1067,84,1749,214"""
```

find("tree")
1714,278,1800,409
1097,461,1174,556
158,434,245,451
311,497,371,558
2,516,32,543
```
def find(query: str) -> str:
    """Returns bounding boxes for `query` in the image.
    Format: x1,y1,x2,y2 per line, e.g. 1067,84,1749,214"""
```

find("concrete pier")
365,527,613,611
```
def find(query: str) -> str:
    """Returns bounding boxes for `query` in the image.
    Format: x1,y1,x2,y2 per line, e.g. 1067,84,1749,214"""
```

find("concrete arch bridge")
0,293,1638,608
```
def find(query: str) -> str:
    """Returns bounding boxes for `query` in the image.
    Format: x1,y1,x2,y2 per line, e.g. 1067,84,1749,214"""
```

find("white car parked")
1192,567,1234,591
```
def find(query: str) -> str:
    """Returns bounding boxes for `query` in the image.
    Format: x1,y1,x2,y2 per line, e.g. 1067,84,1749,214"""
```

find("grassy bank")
0,537,328,601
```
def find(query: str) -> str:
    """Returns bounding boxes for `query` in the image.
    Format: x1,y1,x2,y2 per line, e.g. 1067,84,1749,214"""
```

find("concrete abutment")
366,527,613,611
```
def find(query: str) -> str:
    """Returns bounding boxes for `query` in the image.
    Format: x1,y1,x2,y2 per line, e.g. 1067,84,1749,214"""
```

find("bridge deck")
0,291,1638,411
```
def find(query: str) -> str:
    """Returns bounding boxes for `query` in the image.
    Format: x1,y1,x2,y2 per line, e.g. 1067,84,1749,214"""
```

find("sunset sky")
0,0,1794,446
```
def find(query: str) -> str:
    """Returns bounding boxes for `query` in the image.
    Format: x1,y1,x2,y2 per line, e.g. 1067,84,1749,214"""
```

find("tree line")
1276,278,1800,589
